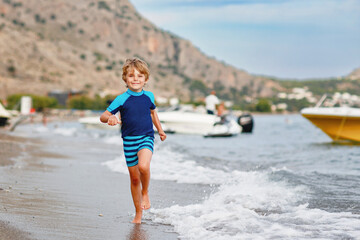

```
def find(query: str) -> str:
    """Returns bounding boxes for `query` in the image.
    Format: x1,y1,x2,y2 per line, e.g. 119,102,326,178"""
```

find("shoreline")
0,125,182,239
0,132,38,240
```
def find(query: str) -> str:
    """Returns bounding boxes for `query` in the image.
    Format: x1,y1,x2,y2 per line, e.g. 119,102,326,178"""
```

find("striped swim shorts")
123,135,154,167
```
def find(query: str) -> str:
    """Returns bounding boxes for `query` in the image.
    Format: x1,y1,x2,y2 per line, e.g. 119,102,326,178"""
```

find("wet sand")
0,129,181,240
0,133,35,239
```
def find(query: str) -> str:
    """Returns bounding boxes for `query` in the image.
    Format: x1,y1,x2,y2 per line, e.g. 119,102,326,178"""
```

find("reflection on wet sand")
127,224,148,240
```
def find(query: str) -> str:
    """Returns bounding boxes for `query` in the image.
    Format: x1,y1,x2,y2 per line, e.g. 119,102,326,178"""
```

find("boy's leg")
127,166,143,223
137,148,152,210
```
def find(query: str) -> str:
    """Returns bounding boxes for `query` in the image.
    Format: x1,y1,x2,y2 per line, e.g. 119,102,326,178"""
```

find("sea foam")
103,143,360,239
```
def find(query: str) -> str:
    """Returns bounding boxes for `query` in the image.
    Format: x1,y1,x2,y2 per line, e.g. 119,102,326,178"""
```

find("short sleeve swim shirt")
107,89,156,138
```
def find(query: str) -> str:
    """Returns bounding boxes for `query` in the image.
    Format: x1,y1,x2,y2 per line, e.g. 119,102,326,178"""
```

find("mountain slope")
0,0,279,100
348,67,360,80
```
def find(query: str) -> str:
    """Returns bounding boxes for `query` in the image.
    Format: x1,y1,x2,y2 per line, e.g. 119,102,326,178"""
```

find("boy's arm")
150,109,166,141
100,110,121,126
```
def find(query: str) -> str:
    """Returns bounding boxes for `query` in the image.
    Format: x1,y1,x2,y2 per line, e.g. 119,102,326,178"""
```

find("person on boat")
205,90,220,115
217,101,226,116
100,58,166,224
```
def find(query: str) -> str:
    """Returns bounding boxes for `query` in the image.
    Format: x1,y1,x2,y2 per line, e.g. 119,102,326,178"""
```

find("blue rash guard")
106,89,156,138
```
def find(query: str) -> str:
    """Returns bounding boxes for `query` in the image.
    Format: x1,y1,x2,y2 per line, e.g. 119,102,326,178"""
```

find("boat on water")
0,102,11,127
157,105,253,137
79,116,120,130
158,110,242,136
203,115,242,138
79,105,254,137
301,95,360,142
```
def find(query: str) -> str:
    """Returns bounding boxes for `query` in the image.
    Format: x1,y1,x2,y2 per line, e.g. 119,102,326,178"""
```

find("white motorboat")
157,106,250,137
79,105,254,137
157,109,222,135
0,102,11,127
79,116,120,130
203,115,242,137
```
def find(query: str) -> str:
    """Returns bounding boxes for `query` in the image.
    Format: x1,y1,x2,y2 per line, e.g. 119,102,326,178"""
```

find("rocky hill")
348,67,360,81
0,0,280,101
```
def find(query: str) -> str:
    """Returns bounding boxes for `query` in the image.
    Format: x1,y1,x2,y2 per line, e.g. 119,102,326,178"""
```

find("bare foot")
132,211,142,224
142,192,151,210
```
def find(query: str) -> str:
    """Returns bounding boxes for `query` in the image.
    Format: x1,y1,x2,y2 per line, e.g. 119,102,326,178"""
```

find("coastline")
0,125,180,240
0,132,35,240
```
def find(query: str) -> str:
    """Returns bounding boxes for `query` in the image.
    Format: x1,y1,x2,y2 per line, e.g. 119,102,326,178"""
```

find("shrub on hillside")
255,99,271,112
7,94,58,111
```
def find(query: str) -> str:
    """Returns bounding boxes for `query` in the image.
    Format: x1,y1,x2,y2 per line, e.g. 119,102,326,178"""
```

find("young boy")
100,58,166,223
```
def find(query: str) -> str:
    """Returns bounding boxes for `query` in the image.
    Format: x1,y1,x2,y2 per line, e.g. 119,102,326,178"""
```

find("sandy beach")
0,132,36,240
0,126,184,240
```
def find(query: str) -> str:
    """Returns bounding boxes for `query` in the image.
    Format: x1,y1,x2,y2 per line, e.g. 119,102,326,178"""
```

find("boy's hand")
159,131,167,141
107,115,121,126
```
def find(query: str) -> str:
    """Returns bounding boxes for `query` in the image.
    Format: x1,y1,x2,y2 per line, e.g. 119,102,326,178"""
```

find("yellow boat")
301,107,360,142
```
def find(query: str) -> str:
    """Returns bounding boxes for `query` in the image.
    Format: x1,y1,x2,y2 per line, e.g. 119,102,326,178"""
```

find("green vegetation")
7,65,16,75
67,95,114,110
34,14,46,24
93,52,104,61
67,21,76,28
67,96,93,109
7,94,58,111
275,78,360,96
6,94,117,111
40,75,53,83
37,32,44,39
12,19,25,27
213,80,225,95
189,80,207,101
142,25,150,31
12,2,22,8
158,71,166,77
255,99,271,112
98,1,111,11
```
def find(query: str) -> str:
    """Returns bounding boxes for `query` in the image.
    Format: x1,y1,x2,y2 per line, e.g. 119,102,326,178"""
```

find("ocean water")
17,114,360,239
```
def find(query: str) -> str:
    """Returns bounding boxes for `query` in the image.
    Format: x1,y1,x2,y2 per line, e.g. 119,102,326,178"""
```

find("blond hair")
122,57,150,81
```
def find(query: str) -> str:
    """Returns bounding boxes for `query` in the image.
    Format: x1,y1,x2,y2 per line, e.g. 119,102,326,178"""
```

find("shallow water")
15,114,360,239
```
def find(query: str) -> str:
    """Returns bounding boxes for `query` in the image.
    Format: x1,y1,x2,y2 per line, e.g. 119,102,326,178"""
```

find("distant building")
99,89,121,98
278,88,317,103
156,96,168,105
48,89,83,106
169,98,179,106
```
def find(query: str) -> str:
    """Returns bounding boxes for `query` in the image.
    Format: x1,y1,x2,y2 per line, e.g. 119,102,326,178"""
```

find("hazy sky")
130,0,360,79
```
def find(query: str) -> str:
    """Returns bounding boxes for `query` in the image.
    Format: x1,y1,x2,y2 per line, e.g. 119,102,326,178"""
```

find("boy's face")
124,67,148,92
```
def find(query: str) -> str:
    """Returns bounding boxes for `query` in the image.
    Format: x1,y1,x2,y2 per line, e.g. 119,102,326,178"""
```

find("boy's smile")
125,68,148,92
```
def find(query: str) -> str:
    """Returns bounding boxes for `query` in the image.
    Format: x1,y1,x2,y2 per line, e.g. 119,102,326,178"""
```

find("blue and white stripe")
123,135,154,167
